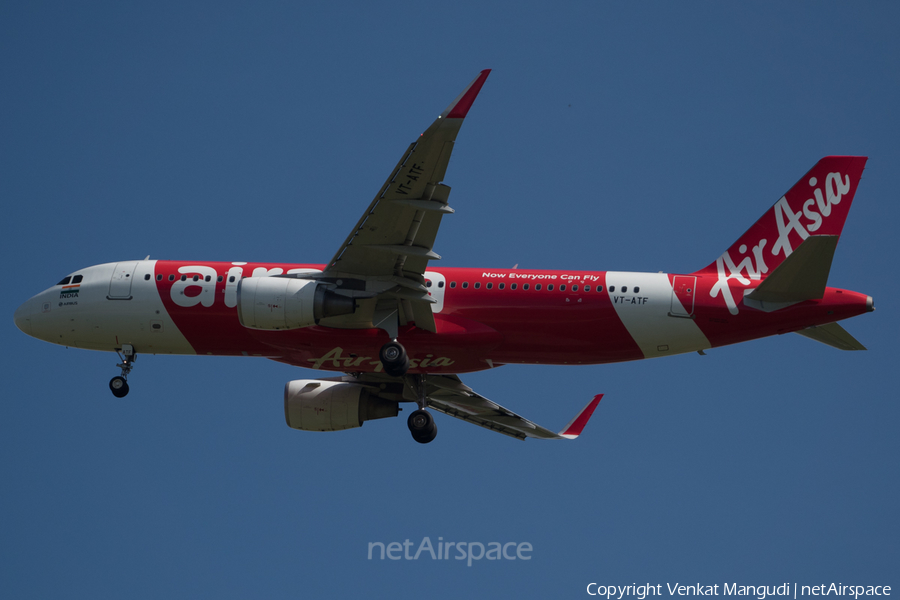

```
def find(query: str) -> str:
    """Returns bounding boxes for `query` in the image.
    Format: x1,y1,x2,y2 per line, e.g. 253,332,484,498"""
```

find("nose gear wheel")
109,345,136,398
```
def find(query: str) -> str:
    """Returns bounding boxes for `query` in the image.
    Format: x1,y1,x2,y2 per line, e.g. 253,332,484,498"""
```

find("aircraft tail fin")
694,156,867,279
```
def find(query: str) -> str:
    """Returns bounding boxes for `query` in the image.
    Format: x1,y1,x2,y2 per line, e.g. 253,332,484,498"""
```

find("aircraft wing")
339,373,602,441
426,377,603,441
318,70,491,334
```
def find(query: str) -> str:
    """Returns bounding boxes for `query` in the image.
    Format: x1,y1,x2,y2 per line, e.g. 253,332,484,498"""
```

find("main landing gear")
379,341,436,443
109,345,135,398
408,409,437,444
379,340,409,377
406,375,437,444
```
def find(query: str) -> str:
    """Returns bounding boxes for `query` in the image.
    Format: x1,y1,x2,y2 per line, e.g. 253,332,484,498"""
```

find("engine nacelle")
284,380,400,432
236,277,355,330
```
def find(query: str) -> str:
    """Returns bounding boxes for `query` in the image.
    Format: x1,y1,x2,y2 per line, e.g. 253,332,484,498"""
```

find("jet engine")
237,277,355,330
284,380,400,432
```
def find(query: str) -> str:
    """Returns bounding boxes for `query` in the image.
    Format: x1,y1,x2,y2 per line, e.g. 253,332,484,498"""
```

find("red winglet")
558,394,603,439
443,69,491,119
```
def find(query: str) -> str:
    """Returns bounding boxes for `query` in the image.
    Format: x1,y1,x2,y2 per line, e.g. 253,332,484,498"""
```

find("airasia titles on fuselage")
55,259,868,375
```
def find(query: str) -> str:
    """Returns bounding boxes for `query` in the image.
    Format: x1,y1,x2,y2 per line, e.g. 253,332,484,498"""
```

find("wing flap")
426,398,553,440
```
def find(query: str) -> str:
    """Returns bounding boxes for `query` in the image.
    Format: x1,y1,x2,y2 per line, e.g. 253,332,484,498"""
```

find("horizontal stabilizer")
795,322,866,351
746,235,838,304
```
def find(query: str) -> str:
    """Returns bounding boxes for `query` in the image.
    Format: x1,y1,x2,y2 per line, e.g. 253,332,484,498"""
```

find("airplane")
14,69,874,444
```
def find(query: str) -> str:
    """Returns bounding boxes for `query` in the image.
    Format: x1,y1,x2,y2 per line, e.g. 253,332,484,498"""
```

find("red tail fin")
695,156,867,287
697,156,867,314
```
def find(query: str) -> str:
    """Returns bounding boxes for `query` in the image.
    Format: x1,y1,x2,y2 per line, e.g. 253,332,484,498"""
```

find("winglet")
558,394,603,440
442,69,491,119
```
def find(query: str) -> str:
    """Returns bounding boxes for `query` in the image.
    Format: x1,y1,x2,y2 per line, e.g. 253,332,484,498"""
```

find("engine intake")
284,380,400,432
236,277,355,330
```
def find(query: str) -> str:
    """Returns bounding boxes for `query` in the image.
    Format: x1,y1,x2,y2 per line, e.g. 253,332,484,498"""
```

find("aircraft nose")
14,298,36,337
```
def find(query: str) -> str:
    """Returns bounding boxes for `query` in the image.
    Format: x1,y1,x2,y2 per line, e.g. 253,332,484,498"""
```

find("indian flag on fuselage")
59,284,80,299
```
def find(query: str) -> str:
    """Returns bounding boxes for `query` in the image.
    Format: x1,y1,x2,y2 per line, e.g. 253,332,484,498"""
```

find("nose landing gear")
109,376,129,398
109,345,135,398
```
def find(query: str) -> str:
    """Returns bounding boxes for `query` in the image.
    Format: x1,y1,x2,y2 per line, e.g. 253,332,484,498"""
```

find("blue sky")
2,2,898,598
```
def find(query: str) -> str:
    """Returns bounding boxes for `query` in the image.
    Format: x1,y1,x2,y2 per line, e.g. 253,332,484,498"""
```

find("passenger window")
217,276,223,282
450,282,456,288
462,282,469,289
510,284,517,290
438,281,444,288
548,284,554,291
609,286,615,292
572,285,578,291
622,286,628,293
560,285,566,291
426,280,432,288
585,285,591,292
57,276,72,286
205,276,211,282
229,276,236,283
72,275,83,284
144,274,150,281
634,286,640,293
523,284,530,290
486,283,492,290
156,274,162,281
181,275,187,281
474,282,481,289
499,283,505,290
597,285,603,292
169,275,175,281
192,275,199,282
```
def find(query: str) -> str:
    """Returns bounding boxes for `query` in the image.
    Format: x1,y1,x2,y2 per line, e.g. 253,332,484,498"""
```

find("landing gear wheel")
380,341,409,377
408,409,437,444
109,376,129,398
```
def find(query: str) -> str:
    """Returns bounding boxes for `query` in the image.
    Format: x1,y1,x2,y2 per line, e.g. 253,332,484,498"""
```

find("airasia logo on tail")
711,171,851,315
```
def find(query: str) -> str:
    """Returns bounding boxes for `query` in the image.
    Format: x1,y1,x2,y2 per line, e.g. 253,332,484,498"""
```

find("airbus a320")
14,70,874,443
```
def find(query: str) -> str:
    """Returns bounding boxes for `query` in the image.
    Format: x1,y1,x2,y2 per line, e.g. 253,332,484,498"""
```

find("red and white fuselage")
15,260,872,374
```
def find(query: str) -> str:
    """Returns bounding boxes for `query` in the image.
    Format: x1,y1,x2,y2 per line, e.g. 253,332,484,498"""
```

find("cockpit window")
57,276,72,286
71,275,83,284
